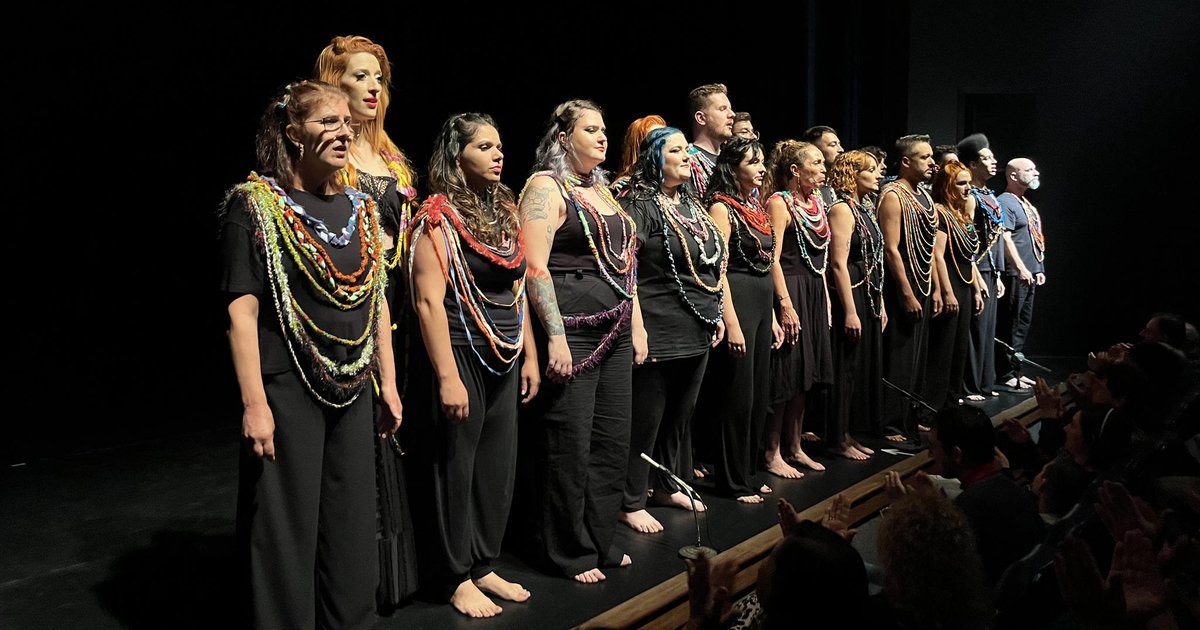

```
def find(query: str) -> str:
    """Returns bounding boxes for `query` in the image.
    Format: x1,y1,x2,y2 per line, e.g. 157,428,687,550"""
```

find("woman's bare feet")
831,443,869,461
618,509,664,533
573,568,606,584
846,436,874,456
789,449,826,471
759,484,773,494
736,494,765,504
474,572,530,603
452,579,503,618
801,431,822,443
620,553,632,567
764,455,805,479
649,491,707,512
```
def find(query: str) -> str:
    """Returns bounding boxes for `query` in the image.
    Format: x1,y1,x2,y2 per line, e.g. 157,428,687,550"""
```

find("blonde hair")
827,151,878,199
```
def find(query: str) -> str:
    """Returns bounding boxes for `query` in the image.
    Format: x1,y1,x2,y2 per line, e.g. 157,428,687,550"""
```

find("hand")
979,281,990,299
942,293,959,317
771,317,785,350
1097,481,1162,543
726,323,747,358
1054,535,1123,625
1036,272,1046,286
881,306,889,332
883,470,909,500
520,355,541,404
903,294,923,320
996,276,1006,299
243,402,276,460
932,291,945,317
439,376,470,423
546,335,573,382
711,320,726,348
375,384,403,438
1019,267,1034,286
1034,376,1066,418
780,303,801,345
686,551,734,630
973,291,984,315
633,326,649,366
999,418,1032,444
821,494,858,541
844,312,862,341
777,498,803,537
826,300,833,330
1111,531,1168,618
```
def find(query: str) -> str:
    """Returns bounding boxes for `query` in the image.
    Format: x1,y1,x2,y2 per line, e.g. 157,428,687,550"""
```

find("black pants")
624,352,708,510
404,345,518,599
881,285,932,432
1000,276,1037,378
237,370,376,630
830,278,884,439
925,273,974,409
965,270,1000,395
530,327,632,577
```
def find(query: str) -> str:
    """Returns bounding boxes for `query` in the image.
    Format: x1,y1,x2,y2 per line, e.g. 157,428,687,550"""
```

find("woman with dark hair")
404,113,537,617
220,80,401,629
518,99,641,583
611,114,666,197
697,136,781,503
825,151,887,459
761,140,835,478
926,161,982,410
617,126,726,531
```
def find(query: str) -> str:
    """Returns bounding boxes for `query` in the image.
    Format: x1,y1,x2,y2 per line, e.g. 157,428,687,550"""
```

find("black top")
881,182,937,297
772,194,828,277
999,192,1044,274
357,171,403,236
443,232,526,349
623,193,723,360
545,179,633,313
219,188,371,376
971,187,1005,274
956,471,1046,584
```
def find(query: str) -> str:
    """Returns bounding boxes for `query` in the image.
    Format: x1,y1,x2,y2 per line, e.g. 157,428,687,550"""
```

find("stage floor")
0,358,1075,629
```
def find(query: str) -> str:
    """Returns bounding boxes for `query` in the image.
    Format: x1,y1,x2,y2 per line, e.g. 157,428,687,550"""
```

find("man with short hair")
927,406,1044,584
957,133,1004,400
686,83,735,196
803,125,844,206
732,111,757,140
877,135,940,441
997,158,1045,389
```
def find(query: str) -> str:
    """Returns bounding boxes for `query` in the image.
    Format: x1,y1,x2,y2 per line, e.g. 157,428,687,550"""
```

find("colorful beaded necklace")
881,180,937,297
971,187,1004,256
240,173,385,407
687,145,716,197
654,191,727,325
409,195,525,374
559,173,638,299
841,195,886,319
1025,201,1045,263
712,192,775,274
771,189,831,275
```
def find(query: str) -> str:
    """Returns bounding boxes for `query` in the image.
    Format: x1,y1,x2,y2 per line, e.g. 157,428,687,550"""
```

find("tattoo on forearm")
520,185,552,223
528,273,565,336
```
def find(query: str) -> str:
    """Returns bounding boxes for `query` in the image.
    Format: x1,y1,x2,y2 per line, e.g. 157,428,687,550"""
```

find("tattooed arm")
520,175,572,381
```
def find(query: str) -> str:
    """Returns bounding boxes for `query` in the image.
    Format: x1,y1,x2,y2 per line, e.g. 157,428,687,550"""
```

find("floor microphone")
639,453,718,560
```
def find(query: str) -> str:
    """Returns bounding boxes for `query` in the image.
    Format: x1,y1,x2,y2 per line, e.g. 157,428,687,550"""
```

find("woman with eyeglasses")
403,113,537,618
219,80,401,629
314,34,420,612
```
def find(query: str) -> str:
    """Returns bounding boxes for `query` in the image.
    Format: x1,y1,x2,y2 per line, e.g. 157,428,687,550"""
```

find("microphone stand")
640,452,717,560
994,338,1051,387
882,378,937,442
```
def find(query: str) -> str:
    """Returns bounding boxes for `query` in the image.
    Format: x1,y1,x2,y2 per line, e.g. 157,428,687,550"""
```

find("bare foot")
649,491,707,512
759,484,773,494
451,580,503,618
619,554,632,567
801,431,822,443
764,456,805,479
965,394,986,402
846,436,874,456
884,433,909,443
618,509,664,533
736,494,764,504
789,450,826,472
693,468,706,479
573,568,606,584
474,572,530,603
831,443,869,461
917,423,931,432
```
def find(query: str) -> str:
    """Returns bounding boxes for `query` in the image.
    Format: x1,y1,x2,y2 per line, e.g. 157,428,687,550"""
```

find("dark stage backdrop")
10,1,1196,464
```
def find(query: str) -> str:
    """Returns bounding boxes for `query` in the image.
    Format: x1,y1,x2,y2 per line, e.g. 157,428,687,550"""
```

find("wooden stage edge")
576,397,1043,630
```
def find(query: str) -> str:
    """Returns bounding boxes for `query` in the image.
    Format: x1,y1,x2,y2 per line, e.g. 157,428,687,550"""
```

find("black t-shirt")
623,193,723,360
441,229,526,349
219,187,373,377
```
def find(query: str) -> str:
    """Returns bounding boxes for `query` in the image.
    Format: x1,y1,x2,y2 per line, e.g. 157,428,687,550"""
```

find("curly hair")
427,113,518,246
827,150,878,199
532,99,609,187
931,160,973,225
617,115,666,180
761,139,819,199
877,490,992,628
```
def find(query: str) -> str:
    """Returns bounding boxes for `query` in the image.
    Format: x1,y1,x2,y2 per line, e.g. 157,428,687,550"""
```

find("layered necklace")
772,189,831,275
687,145,716,197
939,203,981,285
843,195,885,319
409,194,525,374
1023,197,1045,263
240,172,385,408
655,190,726,325
881,180,937,297
561,173,638,299
712,192,775,274
971,186,1004,256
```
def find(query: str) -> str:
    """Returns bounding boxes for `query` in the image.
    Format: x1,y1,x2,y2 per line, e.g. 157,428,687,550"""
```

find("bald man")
997,158,1046,389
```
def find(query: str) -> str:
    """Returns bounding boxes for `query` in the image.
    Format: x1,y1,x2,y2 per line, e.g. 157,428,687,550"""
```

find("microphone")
640,452,718,561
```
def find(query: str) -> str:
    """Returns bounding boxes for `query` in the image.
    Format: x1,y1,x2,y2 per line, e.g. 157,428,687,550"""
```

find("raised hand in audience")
1034,376,1066,419
1111,530,1169,620
685,551,735,630
1054,536,1124,626
1097,480,1163,542
820,494,857,541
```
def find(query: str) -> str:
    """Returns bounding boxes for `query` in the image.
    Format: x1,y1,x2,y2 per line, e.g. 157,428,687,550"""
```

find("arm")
519,176,573,381
228,294,275,460
374,300,403,436
709,202,745,356
519,292,540,403
933,227,956,317
411,227,469,422
971,262,985,314
878,190,923,319
827,203,860,340
632,293,648,365
766,195,801,343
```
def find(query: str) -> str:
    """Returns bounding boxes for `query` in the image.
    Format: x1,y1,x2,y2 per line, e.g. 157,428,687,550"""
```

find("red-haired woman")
925,161,982,409
611,114,667,197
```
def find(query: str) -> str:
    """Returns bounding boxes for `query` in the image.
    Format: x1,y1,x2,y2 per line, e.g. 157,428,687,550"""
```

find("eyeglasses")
307,116,354,133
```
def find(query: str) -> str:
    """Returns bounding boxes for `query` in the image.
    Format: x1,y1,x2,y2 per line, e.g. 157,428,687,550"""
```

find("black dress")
829,200,885,441
925,206,979,409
